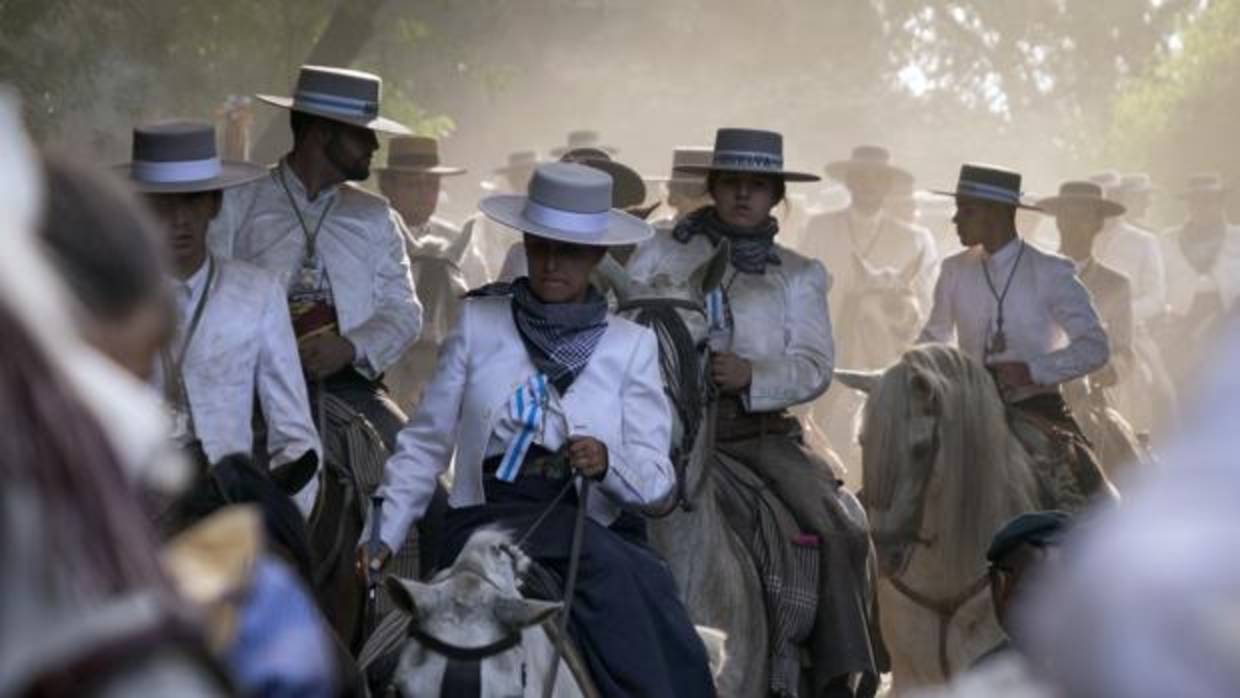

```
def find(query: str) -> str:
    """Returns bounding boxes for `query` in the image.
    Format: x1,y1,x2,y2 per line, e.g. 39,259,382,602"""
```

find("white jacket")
208,163,422,377
155,258,322,511
627,229,835,412
1161,222,1240,316
919,239,1110,389
371,296,674,552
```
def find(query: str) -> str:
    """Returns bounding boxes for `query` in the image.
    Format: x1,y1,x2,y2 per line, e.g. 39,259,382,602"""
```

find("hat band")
523,199,609,234
131,156,221,184
957,180,1021,205
389,155,441,169
712,149,784,171
293,89,379,118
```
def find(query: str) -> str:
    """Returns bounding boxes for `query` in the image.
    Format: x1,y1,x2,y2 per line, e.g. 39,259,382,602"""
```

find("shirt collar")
278,157,340,206
984,236,1022,265
168,258,210,297
848,207,883,236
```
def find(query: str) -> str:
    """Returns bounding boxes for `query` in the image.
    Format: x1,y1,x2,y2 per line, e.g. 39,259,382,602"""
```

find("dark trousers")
439,475,716,698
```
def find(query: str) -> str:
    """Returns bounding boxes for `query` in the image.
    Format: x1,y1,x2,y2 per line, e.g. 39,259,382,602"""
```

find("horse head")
386,528,563,697
846,344,1038,581
598,241,730,504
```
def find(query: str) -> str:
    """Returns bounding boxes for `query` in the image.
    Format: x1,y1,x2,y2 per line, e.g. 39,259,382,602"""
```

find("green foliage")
1108,0,1240,179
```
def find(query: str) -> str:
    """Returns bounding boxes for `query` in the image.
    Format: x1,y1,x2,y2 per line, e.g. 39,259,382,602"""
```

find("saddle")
1006,396,1116,511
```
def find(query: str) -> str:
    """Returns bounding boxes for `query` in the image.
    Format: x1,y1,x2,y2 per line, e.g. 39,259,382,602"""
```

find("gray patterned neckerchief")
672,206,782,274
467,277,609,393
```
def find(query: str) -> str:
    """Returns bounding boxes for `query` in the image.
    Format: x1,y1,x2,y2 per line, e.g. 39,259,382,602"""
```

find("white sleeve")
1027,259,1111,386
254,276,322,516
745,259,835,411
368,303,469,552
343,209,423,377
596,328,675,509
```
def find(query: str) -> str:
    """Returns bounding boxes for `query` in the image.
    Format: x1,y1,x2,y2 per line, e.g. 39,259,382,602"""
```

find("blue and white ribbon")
496,373,550,482
705,288,728,334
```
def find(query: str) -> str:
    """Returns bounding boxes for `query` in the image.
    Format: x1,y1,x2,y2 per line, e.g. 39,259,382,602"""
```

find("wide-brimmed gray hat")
493,150,543,175
1038,181,1126,218
257,65,411,136
825,145,913,187
115,121,266,194
377,136,465,176
479,162,653,246
1179,172,1228,199
550,129,618,158
675,128,820,182
934,163,1042,211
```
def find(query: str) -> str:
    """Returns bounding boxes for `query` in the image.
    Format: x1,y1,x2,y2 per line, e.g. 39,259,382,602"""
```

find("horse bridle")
868,424,987,681
615,296,716,515
404,623,524,698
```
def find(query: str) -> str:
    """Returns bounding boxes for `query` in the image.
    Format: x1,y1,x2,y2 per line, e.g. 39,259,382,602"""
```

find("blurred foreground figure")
0,91,228,697
1018,321,1240,698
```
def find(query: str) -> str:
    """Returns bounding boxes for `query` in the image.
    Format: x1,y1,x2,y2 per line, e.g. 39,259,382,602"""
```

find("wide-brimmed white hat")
550,129,618,158
115,121,266,194
479,162,653,246
257,65,411,136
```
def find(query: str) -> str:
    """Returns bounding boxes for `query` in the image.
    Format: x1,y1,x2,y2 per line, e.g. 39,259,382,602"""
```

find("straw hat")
377,136,466,176
1038,181,1126,218
479,162,653,246
256,65,411,136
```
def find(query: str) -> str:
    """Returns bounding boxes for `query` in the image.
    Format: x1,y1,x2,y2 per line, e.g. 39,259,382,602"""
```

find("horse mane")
410,234,454,259
862,343,1038,576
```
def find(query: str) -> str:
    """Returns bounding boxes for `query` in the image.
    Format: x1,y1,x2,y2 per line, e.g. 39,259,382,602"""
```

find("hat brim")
478,194,653,246
377,165,467,177
114,160,268,194
825,160,914,187
931,189,1044,212
550,144,618,157
674,164,821,183
1037,195,1126,218
255,94,412,136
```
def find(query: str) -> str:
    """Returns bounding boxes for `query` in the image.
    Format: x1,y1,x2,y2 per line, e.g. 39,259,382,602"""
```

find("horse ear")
385,576,444,619
269,450,318,496
899,249,925,287
445,227,473,266
690,238,730,296
835,369,881,394
493,596,561,630
594,252,634,303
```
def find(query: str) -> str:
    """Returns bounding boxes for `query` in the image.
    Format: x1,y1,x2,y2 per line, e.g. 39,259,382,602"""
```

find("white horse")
812,252,925,489
836,345,1040,696
598,246,873,698
384,528,727,697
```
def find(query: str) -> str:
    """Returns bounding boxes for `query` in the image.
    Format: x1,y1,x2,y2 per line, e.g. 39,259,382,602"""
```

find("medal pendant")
990,330,1007,355
298,262,318,290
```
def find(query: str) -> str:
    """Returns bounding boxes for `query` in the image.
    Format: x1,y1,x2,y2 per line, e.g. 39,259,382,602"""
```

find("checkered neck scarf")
467,277,608,393
672,206,782,274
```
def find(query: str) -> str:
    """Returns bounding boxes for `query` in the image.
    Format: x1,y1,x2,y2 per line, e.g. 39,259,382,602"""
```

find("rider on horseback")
627,128,880,697
206,65,422,452
116,120,323,514
920,164,1114,509
362,163,715,697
